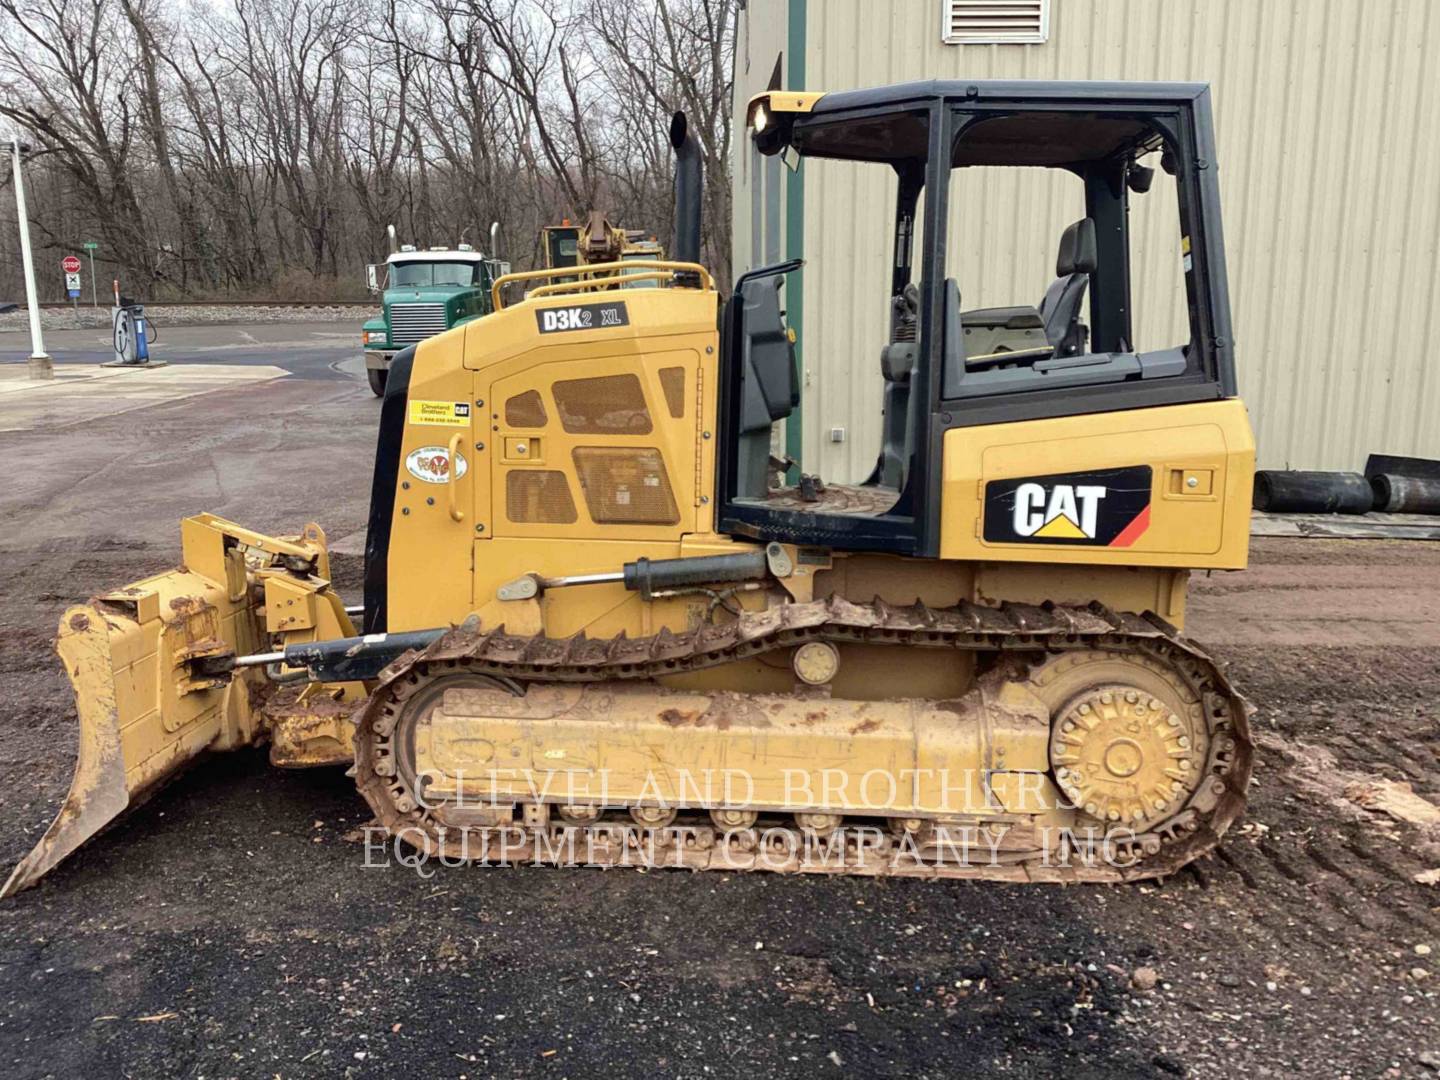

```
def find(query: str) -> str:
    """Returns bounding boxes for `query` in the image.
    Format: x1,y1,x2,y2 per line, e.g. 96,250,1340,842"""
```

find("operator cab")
541,223,583,271
718,80,1236,556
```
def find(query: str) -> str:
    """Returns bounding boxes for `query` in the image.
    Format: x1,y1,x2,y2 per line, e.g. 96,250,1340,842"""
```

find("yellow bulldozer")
4,84,1254,896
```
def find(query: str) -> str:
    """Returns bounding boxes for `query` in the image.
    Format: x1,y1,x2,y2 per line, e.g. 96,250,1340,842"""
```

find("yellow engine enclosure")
940,400,1254,569
380,287,1252,649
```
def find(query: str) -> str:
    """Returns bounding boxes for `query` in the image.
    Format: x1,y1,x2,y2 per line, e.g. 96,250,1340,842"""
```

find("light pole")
11,136,51,380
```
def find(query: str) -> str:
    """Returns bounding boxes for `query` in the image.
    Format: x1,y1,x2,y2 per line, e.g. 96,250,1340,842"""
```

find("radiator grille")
505,389,548,428
388,302,448,344
659,367,686,419
507,470,577,524
572,447,678,525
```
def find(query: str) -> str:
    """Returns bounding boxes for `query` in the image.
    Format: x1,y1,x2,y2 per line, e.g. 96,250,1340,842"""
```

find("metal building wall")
732,0,1440,477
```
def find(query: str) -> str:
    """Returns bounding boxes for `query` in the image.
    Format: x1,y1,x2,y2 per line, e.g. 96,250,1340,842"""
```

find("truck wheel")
367,368,388,397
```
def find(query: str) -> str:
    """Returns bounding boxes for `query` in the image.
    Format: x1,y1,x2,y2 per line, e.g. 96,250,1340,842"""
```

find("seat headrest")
1056,218,1097,277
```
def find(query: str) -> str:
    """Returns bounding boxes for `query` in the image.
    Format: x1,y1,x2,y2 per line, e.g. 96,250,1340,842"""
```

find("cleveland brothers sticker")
408,400,471,427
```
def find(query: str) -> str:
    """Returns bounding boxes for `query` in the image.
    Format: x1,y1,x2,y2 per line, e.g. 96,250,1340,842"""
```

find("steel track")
353,598,1253,883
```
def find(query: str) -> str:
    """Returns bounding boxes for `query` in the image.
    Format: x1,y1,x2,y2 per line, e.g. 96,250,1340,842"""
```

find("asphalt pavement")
0,322,360,380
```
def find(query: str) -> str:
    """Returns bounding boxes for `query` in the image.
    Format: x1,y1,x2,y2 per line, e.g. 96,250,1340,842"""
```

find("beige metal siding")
733,0,1440,475
733,2,791,272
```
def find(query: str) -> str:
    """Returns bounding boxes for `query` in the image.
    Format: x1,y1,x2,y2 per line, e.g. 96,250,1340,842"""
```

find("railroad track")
32,299,375,310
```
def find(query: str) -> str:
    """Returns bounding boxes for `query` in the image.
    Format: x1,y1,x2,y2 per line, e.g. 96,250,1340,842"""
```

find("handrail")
491,259,713,310
446,433,466,522
525,271,675,299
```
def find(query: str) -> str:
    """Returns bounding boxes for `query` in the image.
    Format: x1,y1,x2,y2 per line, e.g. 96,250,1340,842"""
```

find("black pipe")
193,626,448,684
669,111,703,265
1371,473,1440,515
623,550,768,599
1253,470,1373,514
282,628,448,682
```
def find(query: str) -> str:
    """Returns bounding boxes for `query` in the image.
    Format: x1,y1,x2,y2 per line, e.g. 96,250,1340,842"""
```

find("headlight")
753,104,768,134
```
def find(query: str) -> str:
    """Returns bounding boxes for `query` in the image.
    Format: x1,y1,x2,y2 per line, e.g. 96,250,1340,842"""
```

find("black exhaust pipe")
670,111,703,265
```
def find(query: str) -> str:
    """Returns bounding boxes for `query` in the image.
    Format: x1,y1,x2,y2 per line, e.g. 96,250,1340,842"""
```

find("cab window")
391,262,478,288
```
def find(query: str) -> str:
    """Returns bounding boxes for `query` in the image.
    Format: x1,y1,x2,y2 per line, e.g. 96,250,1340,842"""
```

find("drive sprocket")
1050,686,1208,830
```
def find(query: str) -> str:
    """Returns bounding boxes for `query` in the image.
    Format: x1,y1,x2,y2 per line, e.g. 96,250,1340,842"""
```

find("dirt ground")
0,355,1436,1078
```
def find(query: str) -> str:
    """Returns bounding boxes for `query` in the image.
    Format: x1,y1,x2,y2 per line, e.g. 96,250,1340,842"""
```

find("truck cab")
363,245,507,396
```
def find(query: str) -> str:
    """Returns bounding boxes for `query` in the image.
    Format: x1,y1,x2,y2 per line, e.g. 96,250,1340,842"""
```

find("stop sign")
62,255,81,274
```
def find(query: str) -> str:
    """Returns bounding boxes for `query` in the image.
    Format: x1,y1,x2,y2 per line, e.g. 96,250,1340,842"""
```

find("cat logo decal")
984,466,1152,547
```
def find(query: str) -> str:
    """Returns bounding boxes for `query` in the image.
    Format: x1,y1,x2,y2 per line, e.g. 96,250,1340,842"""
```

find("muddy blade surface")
0,607,131,897
3,567,264,897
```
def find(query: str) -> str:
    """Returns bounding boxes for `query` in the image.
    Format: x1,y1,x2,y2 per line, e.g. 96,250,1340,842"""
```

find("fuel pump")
106,279,163,368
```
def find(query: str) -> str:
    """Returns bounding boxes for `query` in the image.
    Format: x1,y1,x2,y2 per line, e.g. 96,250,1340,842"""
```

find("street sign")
61,254,81,274
65,271,81,299
81,245,98,307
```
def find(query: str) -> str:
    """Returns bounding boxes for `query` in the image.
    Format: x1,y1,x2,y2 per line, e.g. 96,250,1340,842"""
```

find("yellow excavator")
540,210,666,288
5,85,1254,896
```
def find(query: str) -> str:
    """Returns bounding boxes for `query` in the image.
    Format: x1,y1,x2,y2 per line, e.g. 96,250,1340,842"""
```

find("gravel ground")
0,303,371,334
0,367,1436,1078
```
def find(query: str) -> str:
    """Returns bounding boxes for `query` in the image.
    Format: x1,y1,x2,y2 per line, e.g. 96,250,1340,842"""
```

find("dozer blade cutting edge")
2,514,337,898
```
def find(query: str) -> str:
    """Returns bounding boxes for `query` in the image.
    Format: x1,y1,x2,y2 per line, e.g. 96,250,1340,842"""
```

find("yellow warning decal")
409,400,472,427
1180,235,1191,254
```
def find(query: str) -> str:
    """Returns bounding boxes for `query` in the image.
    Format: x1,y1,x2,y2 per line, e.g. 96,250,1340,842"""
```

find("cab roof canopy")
767,79,1203,168
385,249,490,264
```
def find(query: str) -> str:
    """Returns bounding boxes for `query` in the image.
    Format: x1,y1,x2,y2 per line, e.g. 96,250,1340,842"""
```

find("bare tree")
0,0,737,301
589,0,737,285
0,0,155,279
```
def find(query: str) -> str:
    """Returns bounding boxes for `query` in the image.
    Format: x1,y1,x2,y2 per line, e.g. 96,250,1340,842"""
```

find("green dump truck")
362,240,508,396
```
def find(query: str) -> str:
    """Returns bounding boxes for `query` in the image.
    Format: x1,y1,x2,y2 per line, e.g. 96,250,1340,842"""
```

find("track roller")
795,812,842,834
710,808,759,831
630,806,678,829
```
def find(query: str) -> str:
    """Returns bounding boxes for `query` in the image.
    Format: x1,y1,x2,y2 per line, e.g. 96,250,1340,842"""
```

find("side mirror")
1127,163,1155,193
366,264,380,293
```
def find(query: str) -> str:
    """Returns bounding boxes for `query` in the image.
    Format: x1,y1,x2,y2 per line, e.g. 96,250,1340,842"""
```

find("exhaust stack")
669,111,703,265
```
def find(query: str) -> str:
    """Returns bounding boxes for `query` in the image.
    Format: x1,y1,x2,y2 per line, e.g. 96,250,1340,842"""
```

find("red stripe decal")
1108,504,1151,547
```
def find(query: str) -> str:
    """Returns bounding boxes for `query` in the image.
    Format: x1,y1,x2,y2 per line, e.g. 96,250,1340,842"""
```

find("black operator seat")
875,283,919,490
1039,218,1096,356
733,274,800,499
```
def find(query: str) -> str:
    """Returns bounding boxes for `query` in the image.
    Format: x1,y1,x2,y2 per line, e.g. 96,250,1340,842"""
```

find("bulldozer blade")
2,516,282,898
2,607,137,898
